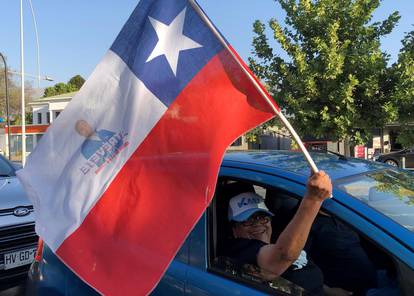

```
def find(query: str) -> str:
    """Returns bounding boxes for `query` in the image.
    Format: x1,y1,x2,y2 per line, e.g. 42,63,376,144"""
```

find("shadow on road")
0,285,25,296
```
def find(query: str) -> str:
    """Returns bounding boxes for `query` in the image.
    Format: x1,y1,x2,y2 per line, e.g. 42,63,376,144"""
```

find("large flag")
17,0,278,295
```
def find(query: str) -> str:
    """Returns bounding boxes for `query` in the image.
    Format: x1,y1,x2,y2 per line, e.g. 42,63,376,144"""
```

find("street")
0,285,24,296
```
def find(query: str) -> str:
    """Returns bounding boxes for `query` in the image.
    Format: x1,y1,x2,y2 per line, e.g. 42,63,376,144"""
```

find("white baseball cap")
228,192,274,222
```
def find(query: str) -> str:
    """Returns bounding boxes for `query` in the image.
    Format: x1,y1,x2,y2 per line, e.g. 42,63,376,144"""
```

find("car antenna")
325,150,348,161
310,149,348,161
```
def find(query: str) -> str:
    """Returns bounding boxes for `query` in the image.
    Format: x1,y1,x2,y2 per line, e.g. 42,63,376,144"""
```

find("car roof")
223,150,389,181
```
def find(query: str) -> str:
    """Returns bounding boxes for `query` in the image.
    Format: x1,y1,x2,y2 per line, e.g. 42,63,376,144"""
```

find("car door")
151,229,189,295
324,187,414,295
211,165,414,296
185,215,274,296
184,166,314,296
151,260,187,295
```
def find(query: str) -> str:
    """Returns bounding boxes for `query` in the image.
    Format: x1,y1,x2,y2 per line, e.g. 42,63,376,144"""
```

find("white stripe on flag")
17,50,167,251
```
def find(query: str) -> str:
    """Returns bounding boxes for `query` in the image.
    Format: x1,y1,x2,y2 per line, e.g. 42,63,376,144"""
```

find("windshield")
336,169,414,232
0,156,16,177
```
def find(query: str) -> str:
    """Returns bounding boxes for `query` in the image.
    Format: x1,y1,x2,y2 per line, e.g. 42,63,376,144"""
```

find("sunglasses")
239,214,271,227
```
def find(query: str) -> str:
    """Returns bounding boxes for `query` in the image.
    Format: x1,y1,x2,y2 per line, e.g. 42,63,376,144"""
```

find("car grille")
0,222,38,286
0,205,34,217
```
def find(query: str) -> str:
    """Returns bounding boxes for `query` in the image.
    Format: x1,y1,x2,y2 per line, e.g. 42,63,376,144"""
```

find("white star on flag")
146,8,203,76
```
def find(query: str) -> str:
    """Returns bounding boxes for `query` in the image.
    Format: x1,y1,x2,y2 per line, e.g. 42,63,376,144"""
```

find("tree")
68,75,85,90
54,82,69,95
249,0,400,144
13,112,33,125
43,86,57,97
43,74,85,98
0,66,34,121
391,30,414,147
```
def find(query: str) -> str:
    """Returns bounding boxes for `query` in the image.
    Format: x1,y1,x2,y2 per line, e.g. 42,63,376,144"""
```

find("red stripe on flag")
227,45,280,112
56,49,274,295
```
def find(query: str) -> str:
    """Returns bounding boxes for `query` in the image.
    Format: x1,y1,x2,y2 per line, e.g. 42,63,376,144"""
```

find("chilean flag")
17,0,278,294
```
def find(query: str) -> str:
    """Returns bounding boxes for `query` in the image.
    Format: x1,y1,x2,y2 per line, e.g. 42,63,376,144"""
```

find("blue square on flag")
111,0,222,107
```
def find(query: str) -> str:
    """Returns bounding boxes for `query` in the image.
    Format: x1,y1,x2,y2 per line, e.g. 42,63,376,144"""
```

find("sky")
0,0,413,89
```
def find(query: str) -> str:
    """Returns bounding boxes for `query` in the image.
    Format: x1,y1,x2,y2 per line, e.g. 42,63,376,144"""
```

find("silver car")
0,155,37,289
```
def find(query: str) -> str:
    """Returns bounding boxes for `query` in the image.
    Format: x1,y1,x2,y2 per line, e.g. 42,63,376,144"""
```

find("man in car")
226,171,350,295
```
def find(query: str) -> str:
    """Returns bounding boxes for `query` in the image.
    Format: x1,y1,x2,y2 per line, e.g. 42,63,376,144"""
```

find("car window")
209,178,309,295
0,156,16,176
253,185,266,198
335,169,414,232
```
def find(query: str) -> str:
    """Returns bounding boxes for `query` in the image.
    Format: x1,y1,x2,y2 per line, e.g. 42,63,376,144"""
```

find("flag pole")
189,0,319,173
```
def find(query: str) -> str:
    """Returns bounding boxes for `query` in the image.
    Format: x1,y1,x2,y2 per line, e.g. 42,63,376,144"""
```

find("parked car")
375,147,414,169
0,155,37,289
27,151,414,295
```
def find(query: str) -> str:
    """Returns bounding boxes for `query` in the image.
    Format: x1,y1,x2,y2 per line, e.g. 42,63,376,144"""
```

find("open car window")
208,176,404,296
208,178,308,295
211,256,308,295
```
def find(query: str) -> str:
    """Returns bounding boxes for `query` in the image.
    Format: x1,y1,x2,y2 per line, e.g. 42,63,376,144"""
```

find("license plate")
4,247,36,270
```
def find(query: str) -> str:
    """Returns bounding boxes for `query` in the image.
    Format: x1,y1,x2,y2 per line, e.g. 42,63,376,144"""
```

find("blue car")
27,151,414,295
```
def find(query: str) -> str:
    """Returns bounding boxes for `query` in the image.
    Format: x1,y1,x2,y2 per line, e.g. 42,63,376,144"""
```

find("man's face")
75,120,94,138
232,213,272,243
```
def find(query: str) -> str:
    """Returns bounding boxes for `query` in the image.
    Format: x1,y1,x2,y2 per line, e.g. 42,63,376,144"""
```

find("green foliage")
391,30,414,147
26,112,33,124
54,83,70,95
43,74,85,97
13,112,33,125
246,117,281,143
43,86,56,97
370,170,414,205
249,0,400,144
68,75,85,90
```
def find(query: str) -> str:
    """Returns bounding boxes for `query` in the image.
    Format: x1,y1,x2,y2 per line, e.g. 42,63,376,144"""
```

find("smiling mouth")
250,229,266,236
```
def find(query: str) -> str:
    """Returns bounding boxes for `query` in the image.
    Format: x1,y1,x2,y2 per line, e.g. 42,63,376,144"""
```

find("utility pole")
20,0,26,166
0,53,11,160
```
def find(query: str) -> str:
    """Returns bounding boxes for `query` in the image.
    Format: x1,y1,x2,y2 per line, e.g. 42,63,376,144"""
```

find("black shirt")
226,238,324,295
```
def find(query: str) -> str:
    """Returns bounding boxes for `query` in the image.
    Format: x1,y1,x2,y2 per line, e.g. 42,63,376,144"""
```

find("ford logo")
13,207,30,217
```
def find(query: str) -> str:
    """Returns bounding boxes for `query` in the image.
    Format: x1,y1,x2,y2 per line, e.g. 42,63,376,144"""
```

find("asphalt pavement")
0,285,25,296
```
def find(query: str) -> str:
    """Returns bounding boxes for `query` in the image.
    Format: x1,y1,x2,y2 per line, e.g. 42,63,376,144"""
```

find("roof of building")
29,91,77,105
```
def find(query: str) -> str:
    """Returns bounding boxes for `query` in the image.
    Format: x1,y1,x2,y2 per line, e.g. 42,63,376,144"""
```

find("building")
30,92,75,125
5,92,75,160
372,123,414,152
228,126,292,151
